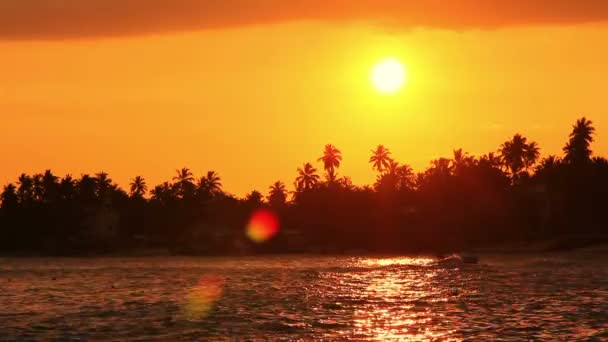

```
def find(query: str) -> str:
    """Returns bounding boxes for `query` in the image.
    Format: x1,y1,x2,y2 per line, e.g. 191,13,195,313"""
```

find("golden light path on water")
353,257,458,341
179,256,465,340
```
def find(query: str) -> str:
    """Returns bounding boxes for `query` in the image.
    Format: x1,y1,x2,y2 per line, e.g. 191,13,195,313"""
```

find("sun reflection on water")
360,257,435,267
351,257,458,341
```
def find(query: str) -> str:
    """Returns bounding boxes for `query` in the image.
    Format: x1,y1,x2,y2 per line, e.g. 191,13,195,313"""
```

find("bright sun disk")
371,58,406,94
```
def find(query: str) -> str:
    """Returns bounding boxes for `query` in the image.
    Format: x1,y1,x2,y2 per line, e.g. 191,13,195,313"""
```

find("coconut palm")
95,172,113,197
295,162,320,191
535,155,561,172
40,170,59,202
17,173,34,203
198,171,222,196
150,182,177,205
245,190,264,207
396,163,416,190
499,134,540,178
268,181,288,207
525,142,541,169
1,183,18,209
430,158,452,175
59,175,76,201
563,117,595,164
173,167,195,198
77,174,98,202
369,145,392,174
479,152,502,169
32,173,44,201
129,176,148,198
452,148,474,172
318,144,342,182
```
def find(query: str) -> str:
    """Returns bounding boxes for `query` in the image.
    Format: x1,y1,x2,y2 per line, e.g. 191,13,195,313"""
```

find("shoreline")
2,239,607,258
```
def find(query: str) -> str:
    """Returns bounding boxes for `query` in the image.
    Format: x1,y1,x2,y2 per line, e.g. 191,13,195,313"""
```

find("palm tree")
32,173,44,201
59,175,76,201
95,172,113,198
430,158,452,175
525,142,541,170
129,176,148,198
318,144,342,182
198,171,222,196
369,145,392,174
245,190,264,207
1,183,19,209
295,162,320,191
150,182,177,205
499,134,540,179
77,174,98,202
268,181,288,207
17,173,34,203
395,162,416,190
563,117,595,164
479,152,502,169
451,148,474,173
40,170,59,202
173,167,195,198
535,155,561,172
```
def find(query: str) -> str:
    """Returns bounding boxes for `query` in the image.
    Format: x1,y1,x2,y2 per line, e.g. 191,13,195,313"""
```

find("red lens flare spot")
182,275,225,320
246,209,279,243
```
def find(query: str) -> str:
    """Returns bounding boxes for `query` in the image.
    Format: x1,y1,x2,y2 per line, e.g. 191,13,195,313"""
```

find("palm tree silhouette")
370,145,393,174
77,174,98,202
430,158,453,175
151,182,176,205
245,190,264,207
198,171,222,196
295,163,320,191
1,183,18,209
452,148,474,172
318,144,342,182
129,176,148,198
17,173,34,203
268,181,288,207
536,155,561,171
95,172,113,198
391,161,416,190
499,134,540,179
525,142,541,169
40,170,59,202
32,173,44,201
479,152,502,168
173,167,195,198
563,117,595,164
59,175,76,201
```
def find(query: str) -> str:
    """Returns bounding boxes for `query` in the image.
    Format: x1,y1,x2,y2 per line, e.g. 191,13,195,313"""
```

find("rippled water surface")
1,254,607,341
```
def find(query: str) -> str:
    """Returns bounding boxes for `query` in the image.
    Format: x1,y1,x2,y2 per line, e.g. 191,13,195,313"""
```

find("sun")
371,58,406,94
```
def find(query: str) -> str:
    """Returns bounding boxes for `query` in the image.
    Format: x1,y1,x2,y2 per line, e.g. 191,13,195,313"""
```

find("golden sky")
1,1,608,195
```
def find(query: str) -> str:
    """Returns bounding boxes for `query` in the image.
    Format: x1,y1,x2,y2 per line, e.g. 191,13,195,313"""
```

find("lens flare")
246,209,279,243
182,275,225,320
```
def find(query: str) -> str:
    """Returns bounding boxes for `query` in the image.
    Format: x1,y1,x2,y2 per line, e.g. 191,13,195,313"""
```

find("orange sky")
1,3,608,195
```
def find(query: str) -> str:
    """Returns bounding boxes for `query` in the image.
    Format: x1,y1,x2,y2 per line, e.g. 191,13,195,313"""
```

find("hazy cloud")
1,0,608,39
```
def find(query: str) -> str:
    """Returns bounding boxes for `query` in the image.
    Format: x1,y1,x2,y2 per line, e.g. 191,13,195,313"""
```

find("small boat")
436,253,479,264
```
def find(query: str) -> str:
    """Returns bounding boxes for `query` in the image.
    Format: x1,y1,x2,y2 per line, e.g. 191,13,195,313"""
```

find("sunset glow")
1,22,608,194
371,59,406,94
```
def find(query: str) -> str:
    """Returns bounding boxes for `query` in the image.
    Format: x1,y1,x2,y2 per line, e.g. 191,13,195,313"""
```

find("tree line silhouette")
1,117,607,255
